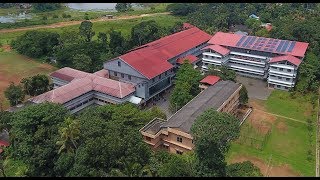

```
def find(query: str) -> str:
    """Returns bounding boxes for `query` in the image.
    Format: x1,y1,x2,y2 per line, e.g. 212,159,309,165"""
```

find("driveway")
236,75,273,100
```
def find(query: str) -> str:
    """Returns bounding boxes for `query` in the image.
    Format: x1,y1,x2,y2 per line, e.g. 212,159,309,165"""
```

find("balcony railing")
267,78,295,86
269,63,295,70
269,69,296,77
228,63,265,74
229,57,265,68
203,52,222,58
230,51,268,60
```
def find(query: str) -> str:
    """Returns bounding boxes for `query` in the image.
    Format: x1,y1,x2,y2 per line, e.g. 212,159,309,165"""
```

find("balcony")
229,57,265,67
269,69,296,77
228,63,265,74
269,64,295,70
230,51,268,60
203,52,222,58
267,78,295,86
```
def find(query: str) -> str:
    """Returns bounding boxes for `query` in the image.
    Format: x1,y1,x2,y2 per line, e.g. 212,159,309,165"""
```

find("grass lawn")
0,3,171,30
226,90,317,176
0,14,183,45
0,50,57,109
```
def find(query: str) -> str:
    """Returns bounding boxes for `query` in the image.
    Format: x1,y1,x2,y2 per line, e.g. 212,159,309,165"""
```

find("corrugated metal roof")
202,44,230,56
177,54,198,64
119,25,212,79
200,75,221,85
208,32,309,58
269,55,302,66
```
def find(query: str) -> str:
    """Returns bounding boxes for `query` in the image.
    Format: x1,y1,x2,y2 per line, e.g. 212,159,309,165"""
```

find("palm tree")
56,117,80,154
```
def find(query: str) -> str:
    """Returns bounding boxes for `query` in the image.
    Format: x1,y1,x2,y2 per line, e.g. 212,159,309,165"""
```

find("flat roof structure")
269,55,302,66
176,54,198,64
161,80,241,133
208,32,309,58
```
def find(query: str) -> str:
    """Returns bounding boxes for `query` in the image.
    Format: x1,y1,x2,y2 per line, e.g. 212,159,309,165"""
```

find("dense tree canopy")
11,31,60,58
20,74,51,96
4,82,25,106
130,20,162,47
239,85,249,105
32,3,62,12
79,21,95,43
7,103,69,176
115,3,132,12
207,65,236,82
191,109,241,176
170,61,202,111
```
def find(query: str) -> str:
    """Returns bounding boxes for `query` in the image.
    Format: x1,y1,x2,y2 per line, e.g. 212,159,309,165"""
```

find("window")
192,139,194,144
176,150,183,155
118,61,121,67
128,75,132,80
114,72,117,76
177,136,182,143
279,68,283,71
121,73,124,78
146,137,151,141
287,69,291,72
278,77,282,80
138,84,140,88
152,78,155,83
286,78,290,81
165,71,167,76
277,85,281,88
159,74,161,79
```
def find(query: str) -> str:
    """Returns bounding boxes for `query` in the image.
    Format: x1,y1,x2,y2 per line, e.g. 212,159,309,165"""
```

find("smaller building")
140,80,242,154
105,14,113,19
249,14,260,20
176,54,200,68
199,75,221,90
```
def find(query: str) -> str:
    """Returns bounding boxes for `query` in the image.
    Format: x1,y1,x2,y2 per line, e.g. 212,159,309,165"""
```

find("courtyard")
236,75,273,100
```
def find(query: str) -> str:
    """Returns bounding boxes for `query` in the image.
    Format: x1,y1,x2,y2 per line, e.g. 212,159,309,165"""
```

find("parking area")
236,75,273,100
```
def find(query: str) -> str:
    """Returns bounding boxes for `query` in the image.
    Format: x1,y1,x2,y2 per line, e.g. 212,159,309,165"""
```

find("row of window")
269,75,292,81
68,97,110,111
113,71,132,80
151,70,171,83
203,55,221,60
270,66,292,72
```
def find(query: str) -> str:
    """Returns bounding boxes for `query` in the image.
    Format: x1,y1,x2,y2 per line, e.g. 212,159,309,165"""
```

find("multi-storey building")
29,68,137,114
201,32,309,90
140,80,242,154
104,24,211,104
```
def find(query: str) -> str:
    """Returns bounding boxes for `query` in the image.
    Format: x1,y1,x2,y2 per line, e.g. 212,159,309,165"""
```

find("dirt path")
254,109,308,124
230,155,300,177
0,12,170,33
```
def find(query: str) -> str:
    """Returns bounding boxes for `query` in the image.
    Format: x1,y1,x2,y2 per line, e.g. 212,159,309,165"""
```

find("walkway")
0,12,170,33
254,108,308,125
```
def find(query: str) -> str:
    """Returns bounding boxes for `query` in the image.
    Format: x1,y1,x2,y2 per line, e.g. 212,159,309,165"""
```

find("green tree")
56,117,80,154
239,85,248,105
98,32,108,49
207,65,236,82
79,21,95,42
4,82,25,106
32,3,62,12
191,109,241,176
170,61,202,112
226,161,263,177
11,31,60,58
167,3,198,16
8,103,69,176
109,29,126,55
130,20,161,47
20,74,51,96
72,53,92,72
115,3,132,12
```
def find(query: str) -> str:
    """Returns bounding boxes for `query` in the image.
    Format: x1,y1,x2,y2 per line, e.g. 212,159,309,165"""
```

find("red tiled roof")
30,69,135,104
50,67,89,82
177,55,198,64
119,26,211,79
0,140,9,147
93,69,109,78
208,32,309,58
200,75,221,85
269,55,302,66
202,44,230,56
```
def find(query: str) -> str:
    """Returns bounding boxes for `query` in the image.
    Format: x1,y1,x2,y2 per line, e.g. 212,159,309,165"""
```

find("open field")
226,90,317,176
0,3,171,30
0,14,183,45
0,50,57,109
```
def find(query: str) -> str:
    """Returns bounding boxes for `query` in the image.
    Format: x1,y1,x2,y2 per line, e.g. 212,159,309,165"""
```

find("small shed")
199,75,221,91
105,15,114,19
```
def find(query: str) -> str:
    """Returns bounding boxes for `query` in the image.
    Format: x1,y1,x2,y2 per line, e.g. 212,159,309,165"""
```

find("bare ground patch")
230,155,300,177
276,121,288,133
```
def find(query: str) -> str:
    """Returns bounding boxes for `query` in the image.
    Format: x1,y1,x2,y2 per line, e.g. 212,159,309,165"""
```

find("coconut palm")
56,117,80,154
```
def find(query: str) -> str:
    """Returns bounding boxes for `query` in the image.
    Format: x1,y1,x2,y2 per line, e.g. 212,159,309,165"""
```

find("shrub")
42,16,48,20
53,14,59,18
62,13,68,18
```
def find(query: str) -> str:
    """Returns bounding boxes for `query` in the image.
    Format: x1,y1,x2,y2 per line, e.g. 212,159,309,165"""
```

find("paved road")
0,12,170,33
